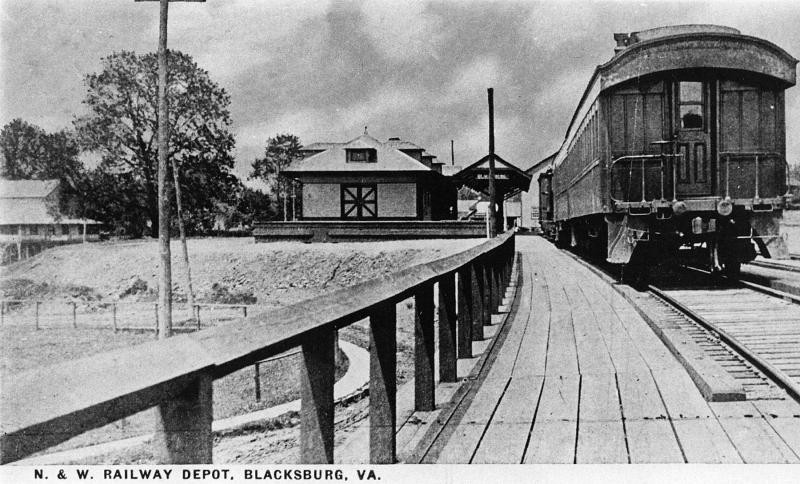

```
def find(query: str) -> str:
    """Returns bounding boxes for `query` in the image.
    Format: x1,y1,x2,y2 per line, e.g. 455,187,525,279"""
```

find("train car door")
673,81,712,196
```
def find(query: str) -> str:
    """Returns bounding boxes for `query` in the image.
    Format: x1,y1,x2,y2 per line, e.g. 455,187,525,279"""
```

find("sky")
2,0,800,181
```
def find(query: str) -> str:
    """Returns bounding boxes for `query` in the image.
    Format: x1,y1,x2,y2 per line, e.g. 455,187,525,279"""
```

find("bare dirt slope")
1,237,480,306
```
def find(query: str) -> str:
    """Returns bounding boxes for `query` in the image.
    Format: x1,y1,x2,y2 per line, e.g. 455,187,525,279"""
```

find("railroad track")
650,274,800,403
747,258,800,273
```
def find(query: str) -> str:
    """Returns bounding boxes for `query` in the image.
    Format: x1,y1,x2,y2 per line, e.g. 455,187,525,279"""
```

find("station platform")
414,237,800,464
743,256,800,297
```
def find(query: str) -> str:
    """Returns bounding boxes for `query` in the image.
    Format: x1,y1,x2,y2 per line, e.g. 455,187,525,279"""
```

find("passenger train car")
539,25,797,279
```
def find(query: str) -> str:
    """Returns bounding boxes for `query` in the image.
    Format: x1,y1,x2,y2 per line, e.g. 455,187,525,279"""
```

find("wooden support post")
300,329,335,464
195,305,201,330
472,263,485,339
35,301,40,330
491,261,500,311
456,267,472,358
414,283,435,412
154,303,159,337
481,260,491,325
153,373,213,464
1,301,4,325
112,303,118,332
254,362,261,402
72,302,77,329
241,306,247,318
369,302,396,464
438,274,457,382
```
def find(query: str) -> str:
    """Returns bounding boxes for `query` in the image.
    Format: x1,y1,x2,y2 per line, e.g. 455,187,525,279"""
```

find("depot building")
283,132,457,221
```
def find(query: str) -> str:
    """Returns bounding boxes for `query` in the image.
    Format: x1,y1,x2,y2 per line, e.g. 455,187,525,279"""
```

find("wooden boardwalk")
417,237,800,464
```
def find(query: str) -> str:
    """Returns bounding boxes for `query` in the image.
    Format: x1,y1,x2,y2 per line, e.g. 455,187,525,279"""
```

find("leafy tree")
82,168,149,237
215,185,276,229
74,50,238,236
0,118,87,218
250,133,302,221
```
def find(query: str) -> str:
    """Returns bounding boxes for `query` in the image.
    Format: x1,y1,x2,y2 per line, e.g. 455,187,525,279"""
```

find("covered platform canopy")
453,154,532,199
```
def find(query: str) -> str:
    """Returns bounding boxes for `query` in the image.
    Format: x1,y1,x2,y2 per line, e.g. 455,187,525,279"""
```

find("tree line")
1,50,301,238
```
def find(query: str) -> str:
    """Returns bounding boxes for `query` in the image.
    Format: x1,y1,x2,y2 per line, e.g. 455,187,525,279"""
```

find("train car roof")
554,25,798,168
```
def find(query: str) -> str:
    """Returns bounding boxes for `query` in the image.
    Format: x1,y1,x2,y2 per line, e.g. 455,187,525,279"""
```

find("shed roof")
0,179,59,198
0,178,100,225
0,199,99,225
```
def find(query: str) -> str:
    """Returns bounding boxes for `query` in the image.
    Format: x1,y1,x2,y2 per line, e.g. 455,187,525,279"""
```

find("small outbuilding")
0,179,101,262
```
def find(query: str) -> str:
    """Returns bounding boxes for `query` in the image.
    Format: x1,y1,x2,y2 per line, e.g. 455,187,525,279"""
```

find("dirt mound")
1,238,480,306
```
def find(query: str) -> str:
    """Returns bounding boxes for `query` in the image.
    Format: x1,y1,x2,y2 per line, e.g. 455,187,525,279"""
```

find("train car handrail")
0,232,516,465
609,153,684,203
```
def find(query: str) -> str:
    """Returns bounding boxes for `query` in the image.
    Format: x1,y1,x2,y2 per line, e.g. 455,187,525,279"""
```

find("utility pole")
156,0,172,338
137,0,205,339
171,158,196,324
450,139,455,165
487,88,498,238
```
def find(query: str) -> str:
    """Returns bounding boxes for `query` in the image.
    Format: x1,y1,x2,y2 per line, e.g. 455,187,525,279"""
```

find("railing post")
300,329,335,464
35,301,40,330
491,259,500,311
726,155,730,199
471,263,485,340
369,301,397,464
754,155,760,200
438,273,457,383
456,266,473,358
254,362,262,402
641,157,646,202
153,373,213,464
480,260,491,327
414,282,435,411
72,302,77,329
112,303,118,332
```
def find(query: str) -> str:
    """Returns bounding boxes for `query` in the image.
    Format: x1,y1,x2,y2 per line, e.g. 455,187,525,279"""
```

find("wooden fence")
0,232,516,464
1,300,255,333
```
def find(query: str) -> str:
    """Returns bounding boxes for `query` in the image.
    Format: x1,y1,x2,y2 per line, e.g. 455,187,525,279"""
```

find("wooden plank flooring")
417,237,800,464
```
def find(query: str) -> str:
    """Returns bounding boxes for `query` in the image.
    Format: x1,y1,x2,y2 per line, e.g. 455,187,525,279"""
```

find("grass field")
2,237,480,461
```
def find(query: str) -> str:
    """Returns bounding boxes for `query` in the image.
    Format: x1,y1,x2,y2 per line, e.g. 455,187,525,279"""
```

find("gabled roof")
384,138,424,150
0,179,59,198
525,152,558,175
456,154,532,180
285,134,433,173
300,142,343,151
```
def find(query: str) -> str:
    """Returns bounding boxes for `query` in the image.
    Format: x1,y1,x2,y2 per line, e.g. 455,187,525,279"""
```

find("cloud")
360,0,444,61
443,55,508,105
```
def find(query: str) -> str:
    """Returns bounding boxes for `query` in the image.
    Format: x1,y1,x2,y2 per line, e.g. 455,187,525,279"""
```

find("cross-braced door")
341,184,377,219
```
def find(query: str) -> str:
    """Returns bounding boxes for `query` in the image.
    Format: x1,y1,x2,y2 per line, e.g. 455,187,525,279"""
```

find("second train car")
539,24,797,280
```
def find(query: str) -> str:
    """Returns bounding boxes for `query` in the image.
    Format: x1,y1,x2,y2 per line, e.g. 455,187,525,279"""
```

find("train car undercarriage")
554,208,788,283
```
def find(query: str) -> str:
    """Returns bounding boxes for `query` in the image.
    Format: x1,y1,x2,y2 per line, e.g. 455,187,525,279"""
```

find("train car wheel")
723,260,741,279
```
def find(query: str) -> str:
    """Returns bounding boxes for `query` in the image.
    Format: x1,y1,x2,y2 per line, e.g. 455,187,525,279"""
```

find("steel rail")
648,283,800,405
747,259,800,274
683,264,800,305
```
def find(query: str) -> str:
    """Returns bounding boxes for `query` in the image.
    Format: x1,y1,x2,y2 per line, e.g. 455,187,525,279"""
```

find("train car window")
678,81,704,129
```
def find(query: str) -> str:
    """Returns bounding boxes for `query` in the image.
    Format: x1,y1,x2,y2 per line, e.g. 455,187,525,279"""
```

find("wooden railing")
0,232,516,464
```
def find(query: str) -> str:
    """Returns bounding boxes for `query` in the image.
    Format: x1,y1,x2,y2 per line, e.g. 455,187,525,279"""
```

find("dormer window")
346,148,376,163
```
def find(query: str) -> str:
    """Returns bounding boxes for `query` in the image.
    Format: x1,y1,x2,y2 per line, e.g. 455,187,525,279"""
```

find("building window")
678,81,704,130
346,149,375,163
341,184,377,218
